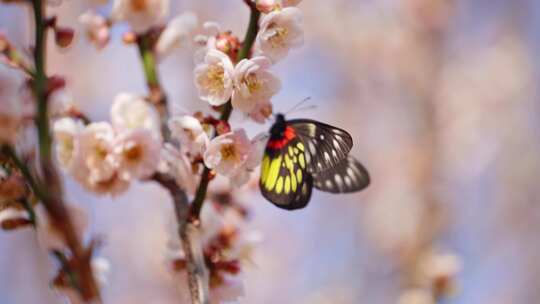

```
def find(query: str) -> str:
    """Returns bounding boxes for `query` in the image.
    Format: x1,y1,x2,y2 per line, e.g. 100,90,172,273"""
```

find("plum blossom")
155,11,198,61
398,289,435,304
110,92,161,137
0,66,28,145
166,203,260,304
229,133,267,187
158,144,197,195
193,22,221,55
53,117,85,170
204,129,251,178
111,0,169,33
194,49,235,106
78,10,110,49
256,0,303,13
0,207,32,230
232,56,280,115
92,257,112,286
113,128,161,180
255,7,304,63
248,99,273,123
71,122,117,187
282,0,302,6
168,115,209,156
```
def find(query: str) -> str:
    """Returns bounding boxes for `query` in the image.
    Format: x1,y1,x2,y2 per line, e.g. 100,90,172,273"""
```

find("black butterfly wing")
313,155,370,193
288,119,353,173
259,137,313,210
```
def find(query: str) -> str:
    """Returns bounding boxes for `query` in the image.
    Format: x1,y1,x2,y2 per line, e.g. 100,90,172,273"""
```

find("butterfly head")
269,113,287,139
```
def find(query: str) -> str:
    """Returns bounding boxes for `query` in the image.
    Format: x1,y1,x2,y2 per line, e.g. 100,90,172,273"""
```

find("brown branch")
138,2,261,303
188,2,261,223
30,0,101,301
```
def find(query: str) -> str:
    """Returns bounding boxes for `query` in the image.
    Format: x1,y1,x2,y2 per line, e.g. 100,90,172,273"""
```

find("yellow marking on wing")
288,146,294,156
284,176,291,194
299,153,305,169
297,142,304,151
264,155,282,191
261,156,270,183
294,147,299,154
275,176,284,194
285,154,293,170
296,169,302,183
290,168,297,191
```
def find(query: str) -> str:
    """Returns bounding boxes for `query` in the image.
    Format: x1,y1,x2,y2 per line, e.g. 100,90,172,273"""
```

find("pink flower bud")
256,0,279,14
54,27,75,48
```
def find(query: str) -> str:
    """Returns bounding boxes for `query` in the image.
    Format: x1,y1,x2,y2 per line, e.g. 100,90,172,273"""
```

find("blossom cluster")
0,0,306,302
54,93,162,195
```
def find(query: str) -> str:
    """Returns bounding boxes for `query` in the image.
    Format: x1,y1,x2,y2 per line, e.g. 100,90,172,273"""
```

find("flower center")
94,143,109,161
204,65,225,94
220,144,237,161
245,74,261,94
130,0,148,11
269,26,289,47
123,143,142,162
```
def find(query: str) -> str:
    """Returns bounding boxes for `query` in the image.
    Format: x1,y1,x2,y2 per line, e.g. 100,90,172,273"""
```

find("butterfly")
259,113,370,210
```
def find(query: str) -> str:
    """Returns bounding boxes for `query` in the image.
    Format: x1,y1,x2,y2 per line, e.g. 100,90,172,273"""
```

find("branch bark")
138,2,261,303
30,0,101,301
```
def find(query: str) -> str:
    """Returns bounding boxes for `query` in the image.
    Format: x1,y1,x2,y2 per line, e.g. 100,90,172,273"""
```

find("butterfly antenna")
285,97,313,115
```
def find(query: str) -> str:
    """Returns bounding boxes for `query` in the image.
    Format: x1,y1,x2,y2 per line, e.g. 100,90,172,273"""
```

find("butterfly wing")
260,137,313,210
313,155,370,193
288,119,353,173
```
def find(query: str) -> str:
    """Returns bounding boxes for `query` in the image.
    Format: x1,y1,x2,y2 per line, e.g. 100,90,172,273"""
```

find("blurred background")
2,0,540,303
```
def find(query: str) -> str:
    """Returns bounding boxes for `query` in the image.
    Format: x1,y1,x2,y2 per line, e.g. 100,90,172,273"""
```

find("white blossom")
113,129,161,180
159,143,197,195
71,122,117,187
111,0,169,33
282,0,302,6
92,256,112,286
0,66,28,145
194,49,235,106
79,10,110,49
256,0,303,13
248,99,273,123
155,11,198,61
255,7,304,63
110,92,161,137
193,21,221,53
211,279,245,304
232,56,280,114
398,289,435,304
203,129,251,177
53,117,85,170
168,115,209,156
229,133,267,187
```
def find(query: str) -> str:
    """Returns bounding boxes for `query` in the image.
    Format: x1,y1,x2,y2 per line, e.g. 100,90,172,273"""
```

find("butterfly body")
260,113,370,210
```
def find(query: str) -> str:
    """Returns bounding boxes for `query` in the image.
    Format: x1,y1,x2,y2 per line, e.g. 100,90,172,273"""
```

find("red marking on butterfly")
267,126,296,150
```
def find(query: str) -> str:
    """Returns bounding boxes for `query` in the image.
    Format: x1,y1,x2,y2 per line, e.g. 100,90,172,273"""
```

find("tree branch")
30,0,101,301
138,3,261,303
188,2,260,223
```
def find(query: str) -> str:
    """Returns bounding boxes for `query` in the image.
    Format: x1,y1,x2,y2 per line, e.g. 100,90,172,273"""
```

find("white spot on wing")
344,176,352,187
324,151,331,161
325,180,333,188
334,174,343,191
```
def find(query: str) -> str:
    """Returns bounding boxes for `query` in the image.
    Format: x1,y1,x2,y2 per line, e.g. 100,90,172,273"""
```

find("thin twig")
137,29,211,303
189,3,261,222
30,0,101,301
138,3,260,303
